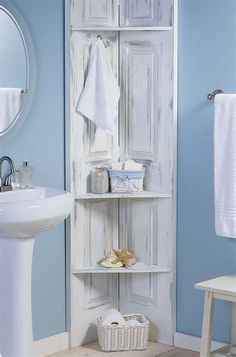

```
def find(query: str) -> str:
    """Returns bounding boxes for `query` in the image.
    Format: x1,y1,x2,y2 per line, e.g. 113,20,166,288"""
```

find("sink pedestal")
0,236,34,357
0,186,74,356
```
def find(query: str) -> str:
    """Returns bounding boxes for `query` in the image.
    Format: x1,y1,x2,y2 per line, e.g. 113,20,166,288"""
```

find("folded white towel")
77,38,120,134
214,94,236,238
0,88,22,133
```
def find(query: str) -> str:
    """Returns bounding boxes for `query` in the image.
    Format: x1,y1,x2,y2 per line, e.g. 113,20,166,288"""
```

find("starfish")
112,248,135,268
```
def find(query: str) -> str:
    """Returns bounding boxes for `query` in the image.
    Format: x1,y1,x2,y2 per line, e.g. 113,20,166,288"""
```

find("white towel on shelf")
77,38,120,134
0,88,22,132
214,94,236,238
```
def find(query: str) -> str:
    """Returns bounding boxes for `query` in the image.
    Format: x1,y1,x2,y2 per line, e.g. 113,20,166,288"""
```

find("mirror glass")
0,6,28,135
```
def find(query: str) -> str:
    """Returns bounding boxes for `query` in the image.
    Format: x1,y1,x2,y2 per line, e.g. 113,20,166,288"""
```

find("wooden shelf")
71,26,173,32
76,191,171,200
72,263,171,274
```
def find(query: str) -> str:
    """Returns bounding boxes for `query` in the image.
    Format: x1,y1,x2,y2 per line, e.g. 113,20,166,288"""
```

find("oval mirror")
0,2,35,138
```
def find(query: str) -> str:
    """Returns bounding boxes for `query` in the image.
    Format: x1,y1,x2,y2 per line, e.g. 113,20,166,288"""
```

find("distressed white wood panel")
119,200,158,265
119,199,158,304
120,272,172,345
70,30,118,195
83,200,118,268
120,0,173,27
70,271,118,346
119,199,173,345
70,200,118,347
120,31,173,194
119,29,174,345
119,200,157,305
121,46,157,161
70,6,119,346
71,0,118,27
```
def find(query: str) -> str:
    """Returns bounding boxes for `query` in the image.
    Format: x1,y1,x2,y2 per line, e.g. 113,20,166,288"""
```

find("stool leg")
231,302,236,344
200,291,215,357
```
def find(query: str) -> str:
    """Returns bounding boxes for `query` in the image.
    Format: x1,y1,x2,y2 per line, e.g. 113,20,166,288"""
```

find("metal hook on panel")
96,34,110,48
207,89,224,100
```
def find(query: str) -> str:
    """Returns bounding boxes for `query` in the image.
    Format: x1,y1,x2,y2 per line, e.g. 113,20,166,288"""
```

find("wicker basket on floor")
97,313,150,352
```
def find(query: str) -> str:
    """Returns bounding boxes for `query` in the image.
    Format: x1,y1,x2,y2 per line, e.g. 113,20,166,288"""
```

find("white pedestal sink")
0,187,74,357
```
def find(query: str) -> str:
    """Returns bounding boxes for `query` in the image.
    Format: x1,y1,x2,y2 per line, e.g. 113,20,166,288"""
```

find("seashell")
100,260,123,268
128,256,136,266
100,248,137,269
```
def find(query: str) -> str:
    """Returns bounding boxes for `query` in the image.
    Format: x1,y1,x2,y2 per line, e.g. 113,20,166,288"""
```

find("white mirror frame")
0,0,36,145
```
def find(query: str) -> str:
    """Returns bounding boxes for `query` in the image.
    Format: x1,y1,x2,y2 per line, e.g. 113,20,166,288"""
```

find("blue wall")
0,0,65,340
178,0,236,342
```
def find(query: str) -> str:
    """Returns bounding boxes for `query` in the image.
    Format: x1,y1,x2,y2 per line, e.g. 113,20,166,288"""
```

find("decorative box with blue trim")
108,169,145,193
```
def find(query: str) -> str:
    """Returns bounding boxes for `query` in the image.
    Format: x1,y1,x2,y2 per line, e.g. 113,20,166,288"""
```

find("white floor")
48,341,199,357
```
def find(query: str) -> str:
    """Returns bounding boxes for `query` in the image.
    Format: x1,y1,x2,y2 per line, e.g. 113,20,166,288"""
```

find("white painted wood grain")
120,0,174,27
72,263,170,274
71,0,119,27
75,191,171,199
71,26,173,31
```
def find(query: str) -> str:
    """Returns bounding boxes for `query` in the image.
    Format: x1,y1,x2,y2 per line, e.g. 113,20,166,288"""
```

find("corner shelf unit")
68,0,177,350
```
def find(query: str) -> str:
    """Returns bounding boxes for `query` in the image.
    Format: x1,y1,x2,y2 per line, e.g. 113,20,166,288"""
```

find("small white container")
97,313,149,352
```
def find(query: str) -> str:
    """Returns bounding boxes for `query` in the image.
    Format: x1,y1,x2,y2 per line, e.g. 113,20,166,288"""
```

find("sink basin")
0,186,74,238
0,187,74,357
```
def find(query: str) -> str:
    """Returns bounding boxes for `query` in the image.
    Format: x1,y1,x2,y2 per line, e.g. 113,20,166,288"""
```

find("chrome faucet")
0,156,15,192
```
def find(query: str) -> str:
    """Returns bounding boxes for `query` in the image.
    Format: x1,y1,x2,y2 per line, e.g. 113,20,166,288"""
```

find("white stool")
195,275,236,357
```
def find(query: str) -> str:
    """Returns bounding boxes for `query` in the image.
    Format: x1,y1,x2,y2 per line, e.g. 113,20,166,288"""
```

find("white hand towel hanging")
0,88,22,133
214,94,236,238
77,38,120,135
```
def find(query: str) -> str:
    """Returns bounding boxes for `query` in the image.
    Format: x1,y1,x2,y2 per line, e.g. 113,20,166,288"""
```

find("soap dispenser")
19,157,35,188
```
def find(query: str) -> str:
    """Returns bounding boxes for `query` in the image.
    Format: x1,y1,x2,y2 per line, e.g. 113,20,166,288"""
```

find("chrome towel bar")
207,89,224,100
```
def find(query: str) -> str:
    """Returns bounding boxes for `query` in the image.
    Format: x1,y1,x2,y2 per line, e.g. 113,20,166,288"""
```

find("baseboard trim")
33,332,69,356
174,332,227,352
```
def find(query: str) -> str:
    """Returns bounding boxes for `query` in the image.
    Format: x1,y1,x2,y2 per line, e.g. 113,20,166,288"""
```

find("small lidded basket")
108,169,145,193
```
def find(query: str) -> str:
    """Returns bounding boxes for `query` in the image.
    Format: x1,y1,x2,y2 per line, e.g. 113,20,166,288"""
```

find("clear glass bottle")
12,169,23,188
91,168,109,194
19,160,35,188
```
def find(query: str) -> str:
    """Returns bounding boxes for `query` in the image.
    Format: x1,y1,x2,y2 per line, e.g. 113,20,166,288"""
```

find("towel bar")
207,89,224,100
